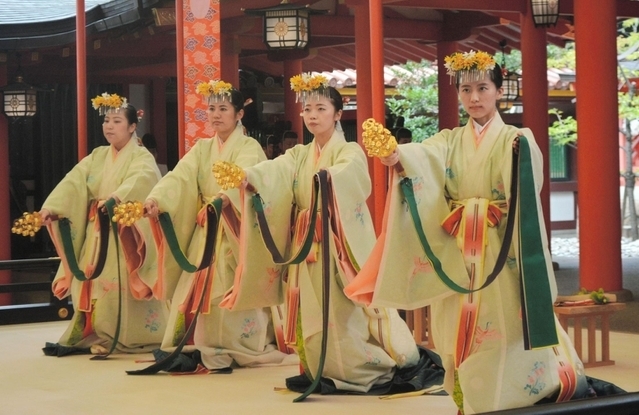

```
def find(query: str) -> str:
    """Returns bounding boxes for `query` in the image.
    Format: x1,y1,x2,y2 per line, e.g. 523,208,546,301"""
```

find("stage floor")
2,321,638,415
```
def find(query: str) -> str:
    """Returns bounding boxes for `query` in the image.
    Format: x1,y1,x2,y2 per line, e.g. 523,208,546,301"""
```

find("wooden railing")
0,258,72,325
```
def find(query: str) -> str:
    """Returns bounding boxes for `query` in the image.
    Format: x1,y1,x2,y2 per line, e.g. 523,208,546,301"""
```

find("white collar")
472,116,494,135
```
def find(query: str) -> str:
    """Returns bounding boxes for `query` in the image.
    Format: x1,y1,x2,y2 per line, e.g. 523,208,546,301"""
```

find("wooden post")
521,2,552,243
369,0,385,234
437,41,459,131
574,0,622,291
76,0,87,160
283,60,303,141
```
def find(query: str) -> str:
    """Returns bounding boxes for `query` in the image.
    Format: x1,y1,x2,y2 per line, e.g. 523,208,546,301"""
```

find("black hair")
395,127,412,139
122,104,138,126
455,62,504,90
326,86,343,112
491,63,504,89
142,133,157,149
229,89,245,113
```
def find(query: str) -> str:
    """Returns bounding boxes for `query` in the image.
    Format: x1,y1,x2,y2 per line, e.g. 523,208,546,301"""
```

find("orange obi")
293,208,322,263
441,198,507,237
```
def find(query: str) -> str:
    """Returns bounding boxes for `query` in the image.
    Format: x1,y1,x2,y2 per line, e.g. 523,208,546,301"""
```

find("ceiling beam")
393,39,437,61
385,42,428,64
312,47,356,69
239,55,284,77
382,0,526,13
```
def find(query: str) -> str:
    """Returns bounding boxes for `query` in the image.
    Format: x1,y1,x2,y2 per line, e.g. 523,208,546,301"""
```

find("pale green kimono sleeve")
221,137,267,211
220,151,297,311
111,149,162,203
145,143,202,298
42,153,95,297
42,153,95,248
348,134,470,309
324,142,376,287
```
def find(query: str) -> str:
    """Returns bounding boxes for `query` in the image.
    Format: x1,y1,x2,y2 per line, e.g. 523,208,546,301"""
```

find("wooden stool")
404,306,435,349
554,303,626,368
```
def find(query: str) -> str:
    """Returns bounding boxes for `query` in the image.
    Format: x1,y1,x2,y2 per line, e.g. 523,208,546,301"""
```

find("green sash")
517,138,558,349
293,170,330,402
91,198,123,359
157,198,223,272
126,198,224,374
252,179,320,266
58,205,110,281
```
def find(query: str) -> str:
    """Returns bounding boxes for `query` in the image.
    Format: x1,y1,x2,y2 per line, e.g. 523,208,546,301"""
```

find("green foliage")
385,61,442,142
548,109,577,146
547,43,576,70
578,287,609,304
618,19,639,79
494,50,522,72
547,18,639,148
619,90,639,121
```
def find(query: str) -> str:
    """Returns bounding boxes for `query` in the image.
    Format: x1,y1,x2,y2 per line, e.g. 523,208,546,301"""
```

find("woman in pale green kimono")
143,81,292,370
41,94,167,355
217,75,431,395
346,51,592,413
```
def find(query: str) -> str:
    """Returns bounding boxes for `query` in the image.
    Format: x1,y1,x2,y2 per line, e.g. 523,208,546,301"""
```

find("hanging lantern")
1,75,37,118
530,0,560,28
243,0,327,50
502,71,520,103
499,40,520,109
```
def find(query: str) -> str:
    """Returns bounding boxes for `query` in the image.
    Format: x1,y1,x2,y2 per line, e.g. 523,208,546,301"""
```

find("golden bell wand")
11,212,60,237
361,118,406,178
212,161,258,193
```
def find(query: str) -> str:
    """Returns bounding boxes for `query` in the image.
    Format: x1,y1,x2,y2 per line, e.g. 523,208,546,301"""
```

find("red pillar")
354,3,376,224
437,41,459,131
574,1,622,291
76,0,87,160
354,3,372,141
521,3,551,242
369,0,386,233
0,66,10,305
283,60,303,141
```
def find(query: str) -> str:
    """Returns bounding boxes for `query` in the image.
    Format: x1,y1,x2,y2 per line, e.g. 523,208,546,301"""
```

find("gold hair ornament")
290,72,330,104
91,92,128,116
443,50,496,84
196,80,234,105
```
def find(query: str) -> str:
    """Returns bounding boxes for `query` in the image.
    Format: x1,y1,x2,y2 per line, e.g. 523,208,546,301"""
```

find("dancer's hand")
218,194,230,208
144,199,160,217
39,209,53,225
380,149,400,167
513,132,524,154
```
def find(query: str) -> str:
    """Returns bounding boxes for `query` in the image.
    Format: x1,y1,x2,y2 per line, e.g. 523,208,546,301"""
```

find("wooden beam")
382,0,526,13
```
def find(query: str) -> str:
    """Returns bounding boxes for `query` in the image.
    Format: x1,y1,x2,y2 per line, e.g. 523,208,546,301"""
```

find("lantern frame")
530,0,560,28
498,40,520,105
502,71,520,103
0,75,37,119
244,0,327,50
